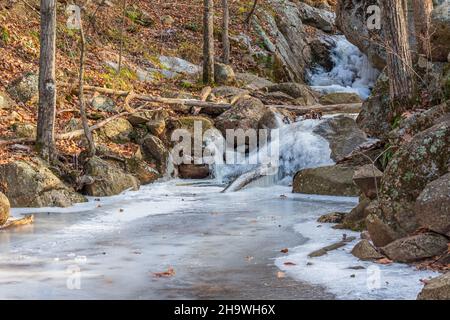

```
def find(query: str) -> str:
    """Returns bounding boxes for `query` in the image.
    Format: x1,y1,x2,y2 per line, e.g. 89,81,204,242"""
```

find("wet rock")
351,240,385,261
6,72,39,103
214,63,236,85
318,212,346,224
313,115,368,162
293,164,360,196
0,192,10,226
415,173,450,237
265,83,318,106
319,92,362,105
84,156,140,197
0,159,86,208
215,96,266,136
125,157,160,185
342,197,371,231
418,272,450,300
178,164,210,179
381,233,449,263
235,73,274,91
258,108,288,130
297,2,335,32
91,95,116,112
353,164,383,200
0,91,14,109
11,123,37,139
95,118,133,143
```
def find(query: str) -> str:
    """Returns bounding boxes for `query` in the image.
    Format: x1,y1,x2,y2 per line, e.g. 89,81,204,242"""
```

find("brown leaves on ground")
376,258,393,265
153,267,175,278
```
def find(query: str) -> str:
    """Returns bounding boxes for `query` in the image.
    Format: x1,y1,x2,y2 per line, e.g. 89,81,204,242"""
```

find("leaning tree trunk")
412,0,433,57
203,0,215,84
37,0,57,161
222,0,230,64
380,0,415,105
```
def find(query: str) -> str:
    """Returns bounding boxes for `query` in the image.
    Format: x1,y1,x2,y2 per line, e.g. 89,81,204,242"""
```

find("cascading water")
307,35,380,100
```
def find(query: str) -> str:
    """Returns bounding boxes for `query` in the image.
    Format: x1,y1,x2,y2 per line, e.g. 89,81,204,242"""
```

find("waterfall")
307,35,380,100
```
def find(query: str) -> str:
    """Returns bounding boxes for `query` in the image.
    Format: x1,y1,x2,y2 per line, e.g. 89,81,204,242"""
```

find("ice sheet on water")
275,209,438,300
308,35,380,100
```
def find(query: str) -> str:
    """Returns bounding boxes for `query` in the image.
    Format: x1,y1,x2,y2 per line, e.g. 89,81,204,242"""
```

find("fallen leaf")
376,258,393,265
284,262,297,266
277,271,285,279
280,248,289,254
153,267,175,278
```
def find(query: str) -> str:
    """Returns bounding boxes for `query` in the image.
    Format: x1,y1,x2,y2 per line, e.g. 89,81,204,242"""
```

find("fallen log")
0,215,34,230
266,103,362,115
308,236,357,258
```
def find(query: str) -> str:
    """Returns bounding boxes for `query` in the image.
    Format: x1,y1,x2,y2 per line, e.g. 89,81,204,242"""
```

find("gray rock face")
381,233,448,263
159,55,201,75
84,157,140,197
91,95,116,112
0,159,86,208
351,240,385,261
235,73,274,90
313,115,369,162
415,173,450,237
265,83,318,105
0,192,10,226
418,272,450,300
7,73,39,103
297,2,335,32
293,164,360,196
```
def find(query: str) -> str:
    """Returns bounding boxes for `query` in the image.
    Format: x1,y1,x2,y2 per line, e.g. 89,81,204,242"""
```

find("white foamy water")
308,35,380,99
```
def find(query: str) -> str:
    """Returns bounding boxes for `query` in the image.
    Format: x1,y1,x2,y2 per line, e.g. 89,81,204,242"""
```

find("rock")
146,119,166,136
258,91,295,105
319,92,362,105
258,108,286,130
366,212,400,248
293,164,360,196
318,212,346,224
351,240,385,261
215,96,266,136
265,83,318,105
313,115,369,162
178,164,210,179
159,55,201,75
0,192,10,226
342,197,371,231
415,173,450,237
125,157,160,185
309,37,334,71
235,73,274,90
11,123,37,139
214,63,236,85
95,118,133,143
142,134,169,166
84,157,140,197
6,72,39,103
91,95,116,112
0,159,86,207
0,91,14,109
430,2,450,62
418,272,450,300
167,116,214,138
367,120,450,247
127,110,168,126
161,15,174,26
353,164,383,200
297,2,335,32
211,86,249,102
381,233,448,263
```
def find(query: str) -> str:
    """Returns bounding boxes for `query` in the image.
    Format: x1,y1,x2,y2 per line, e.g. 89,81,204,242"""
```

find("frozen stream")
0,180,437,300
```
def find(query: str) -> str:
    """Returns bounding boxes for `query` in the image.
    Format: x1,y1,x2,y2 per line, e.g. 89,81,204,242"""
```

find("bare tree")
222,0,230,64
244,0,258,25
77,9,96,157
37,0,57,161
412,0,433,58
117,0,127,73
203,0,215,84
380,0,415,104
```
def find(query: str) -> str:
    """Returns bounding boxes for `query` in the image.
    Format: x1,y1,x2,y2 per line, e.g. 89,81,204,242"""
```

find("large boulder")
141,134,169,171
158,55,201,75
415,173,450,237
214,63,236,85
293,164,360,196
297,2,335,32
353,164,383,200
95,118,133,143
235,73,274,91
214,96,266,136
313,115,369,161
319,92,362,105
381,233,448,263
0,192,10,226
0,159,86,208
125,157,160,185
6,72,39,103
418,272,450,300
351,240,385,261
83,157,140,197
367,120,450,247
265,83,318,105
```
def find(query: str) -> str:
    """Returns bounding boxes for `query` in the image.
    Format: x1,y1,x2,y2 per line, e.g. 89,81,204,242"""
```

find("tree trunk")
203,0,215,84
37,0,57,161
245,0,258,25
78,17,96,157
412,0,433,57
222,0,230,64
380,0,415,104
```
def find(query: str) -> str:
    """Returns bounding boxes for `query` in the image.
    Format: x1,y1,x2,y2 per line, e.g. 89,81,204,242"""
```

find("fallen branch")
308,236,356,258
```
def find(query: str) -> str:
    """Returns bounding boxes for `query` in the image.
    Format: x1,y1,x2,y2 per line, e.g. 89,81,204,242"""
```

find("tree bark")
380,0,415,104
245,0,258,25
203,0,215,84
78,17,96,157
222,0,230,64
412,0,433,57
37,0,57,162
